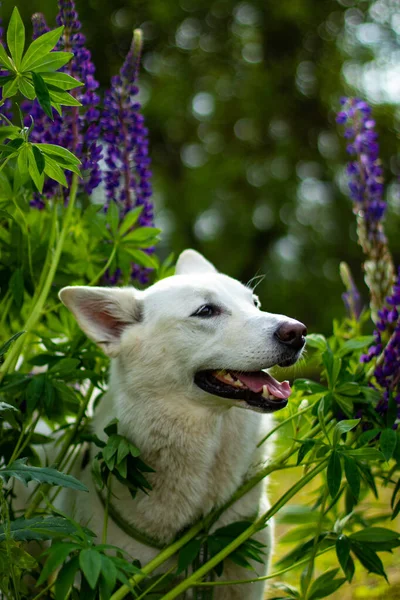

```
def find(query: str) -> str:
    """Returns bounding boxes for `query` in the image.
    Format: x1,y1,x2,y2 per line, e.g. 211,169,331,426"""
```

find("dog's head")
59,249,306,414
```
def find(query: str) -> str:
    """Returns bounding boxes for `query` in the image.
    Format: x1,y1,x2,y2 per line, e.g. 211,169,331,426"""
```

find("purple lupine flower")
101,29,154,284
361,267,400,417
337,98,394,320
26,0,102,201
340,262,363,320
32,13,49,39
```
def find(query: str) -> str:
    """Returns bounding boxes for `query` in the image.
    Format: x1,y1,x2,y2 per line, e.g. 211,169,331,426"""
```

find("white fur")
58,249,303,600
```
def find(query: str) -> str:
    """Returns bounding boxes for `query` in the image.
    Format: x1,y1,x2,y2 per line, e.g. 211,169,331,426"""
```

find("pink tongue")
233,371,291,399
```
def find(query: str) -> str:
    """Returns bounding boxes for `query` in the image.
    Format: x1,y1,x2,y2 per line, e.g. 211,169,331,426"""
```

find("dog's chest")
89,402,268,543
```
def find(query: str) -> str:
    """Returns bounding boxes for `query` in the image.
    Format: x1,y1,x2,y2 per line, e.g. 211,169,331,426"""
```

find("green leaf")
32,72,53,119
41,71,83,91
123,248,159,269
17,75,35,100
27,146,44,191
308,568,346,600
21,26,64,71
55,555,80,600
32,145,45,174
293,379,327,394
37,542,80,586
29,50,73,73
350,527,400,543
119,206,144,236
336,535,353,581
333,419,360,445
297,440,316,465
48,88,81,106
49,358,80,377
43,154,71,186
9,267,24,309
380,428,397,462
333,393,354,418
122,226,161,244
327,451,342,498
26,374,46,414
0,517,79,542
343,455,360,500
0,331,25,357
337,336,375,357
99,555,117,594
358,429,380,446
108,201,120,235
7,7,25,69
306,334,327,351
0,43,14,71
79,548,102,590
2,76,19,99
0,401,19,416
0,125,20,143
335,382,361,397
177,538,203,574
346,448,384,461
350,541,388,580
35,143,81,165
0,459,88,491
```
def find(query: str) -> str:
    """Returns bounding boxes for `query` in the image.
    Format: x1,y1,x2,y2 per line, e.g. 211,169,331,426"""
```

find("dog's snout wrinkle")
275,320,307,351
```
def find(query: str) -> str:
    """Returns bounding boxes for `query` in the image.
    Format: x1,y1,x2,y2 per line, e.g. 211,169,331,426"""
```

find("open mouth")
194,369,291,413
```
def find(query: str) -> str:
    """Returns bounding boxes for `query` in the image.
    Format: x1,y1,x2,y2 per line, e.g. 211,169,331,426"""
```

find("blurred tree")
2,0,400,333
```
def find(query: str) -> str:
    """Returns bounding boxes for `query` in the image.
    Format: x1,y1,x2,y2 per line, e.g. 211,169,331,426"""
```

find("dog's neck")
91,361,270,543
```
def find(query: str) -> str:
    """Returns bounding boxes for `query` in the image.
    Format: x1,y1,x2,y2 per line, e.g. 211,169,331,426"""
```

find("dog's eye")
191,304,218,318
253,295,261,309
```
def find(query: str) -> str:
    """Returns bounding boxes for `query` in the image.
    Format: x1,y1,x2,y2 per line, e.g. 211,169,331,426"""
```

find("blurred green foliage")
2,0,400,333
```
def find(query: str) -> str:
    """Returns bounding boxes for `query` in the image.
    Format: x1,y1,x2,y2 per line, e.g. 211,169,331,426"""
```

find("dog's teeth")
224,373,235,383
262,385,270,398
232,379,244,387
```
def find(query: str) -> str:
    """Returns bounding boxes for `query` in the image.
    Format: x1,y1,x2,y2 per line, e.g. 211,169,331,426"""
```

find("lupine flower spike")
361,267,400,418
27,0,103,201
340,262,363,321
101,29,154,283
336,98,395,322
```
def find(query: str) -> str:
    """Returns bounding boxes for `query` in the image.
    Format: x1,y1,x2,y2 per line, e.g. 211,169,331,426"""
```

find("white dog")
59,249,306,600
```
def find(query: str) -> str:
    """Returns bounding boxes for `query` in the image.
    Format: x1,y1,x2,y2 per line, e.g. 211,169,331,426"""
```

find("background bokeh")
2,0,400,334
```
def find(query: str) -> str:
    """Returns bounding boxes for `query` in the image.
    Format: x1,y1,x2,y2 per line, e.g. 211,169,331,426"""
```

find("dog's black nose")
275,320,307,351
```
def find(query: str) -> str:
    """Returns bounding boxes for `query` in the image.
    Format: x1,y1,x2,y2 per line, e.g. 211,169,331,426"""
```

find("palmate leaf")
0,459,88,491
0,516,79,542
20,26,64,71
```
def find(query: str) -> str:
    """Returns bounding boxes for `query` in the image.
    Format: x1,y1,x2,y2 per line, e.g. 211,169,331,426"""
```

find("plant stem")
25,379,94,518
0,175,79,381
257,402,314,447
88,243,118,286
159,461,328,600
193,545,334,587
102,473,112,544
302,486,329,600
110,520,206,600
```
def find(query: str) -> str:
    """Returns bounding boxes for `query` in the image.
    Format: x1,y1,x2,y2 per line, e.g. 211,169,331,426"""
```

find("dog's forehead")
143,272,253,311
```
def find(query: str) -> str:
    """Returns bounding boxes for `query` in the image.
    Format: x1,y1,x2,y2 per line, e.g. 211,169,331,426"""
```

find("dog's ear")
59,286,142,357
175,249,217,275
